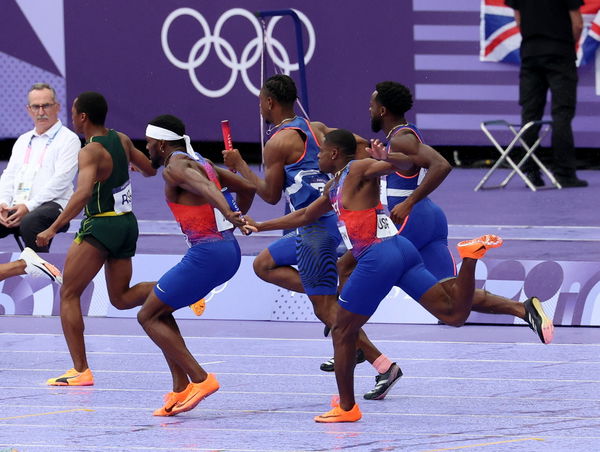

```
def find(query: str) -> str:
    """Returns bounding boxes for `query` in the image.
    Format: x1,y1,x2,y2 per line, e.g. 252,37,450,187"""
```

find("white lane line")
0,409,599,422
450,224,600,230
0,444,285,452
4,369,600,383
5,350,600,365
3,390,600,401
1,433,600,452
2,332,599,346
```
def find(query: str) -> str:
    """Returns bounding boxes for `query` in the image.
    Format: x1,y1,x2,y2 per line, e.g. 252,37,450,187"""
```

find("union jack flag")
480,0,521,63
578,5,600,64
480,0,600,66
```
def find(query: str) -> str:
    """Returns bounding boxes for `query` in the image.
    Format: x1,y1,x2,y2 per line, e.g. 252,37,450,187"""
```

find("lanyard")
23,125,62,167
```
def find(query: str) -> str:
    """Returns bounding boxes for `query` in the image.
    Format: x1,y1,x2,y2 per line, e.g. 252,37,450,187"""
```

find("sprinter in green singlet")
36,91,157,386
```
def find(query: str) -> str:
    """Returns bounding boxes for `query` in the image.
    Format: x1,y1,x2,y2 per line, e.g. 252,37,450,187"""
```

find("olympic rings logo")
161,7,316,98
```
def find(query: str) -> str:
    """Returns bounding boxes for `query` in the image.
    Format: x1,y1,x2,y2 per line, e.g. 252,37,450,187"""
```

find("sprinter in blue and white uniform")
222,75,388,374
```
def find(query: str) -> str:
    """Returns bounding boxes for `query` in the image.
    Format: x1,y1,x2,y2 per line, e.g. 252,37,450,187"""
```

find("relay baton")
221,120,237,173
220,119,240,210
221,119,233,150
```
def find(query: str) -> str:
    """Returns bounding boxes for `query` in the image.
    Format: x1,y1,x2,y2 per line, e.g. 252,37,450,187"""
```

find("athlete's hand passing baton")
225,210,246,229
240,215,259,235
366,138,388,160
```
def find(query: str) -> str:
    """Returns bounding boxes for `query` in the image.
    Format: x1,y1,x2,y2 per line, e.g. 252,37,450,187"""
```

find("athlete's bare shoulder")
389,130,420,155
264,128,304,165
309,121,330,134
81,140,105,157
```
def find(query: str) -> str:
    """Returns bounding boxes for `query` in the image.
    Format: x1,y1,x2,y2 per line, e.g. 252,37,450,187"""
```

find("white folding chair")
474,119,561,192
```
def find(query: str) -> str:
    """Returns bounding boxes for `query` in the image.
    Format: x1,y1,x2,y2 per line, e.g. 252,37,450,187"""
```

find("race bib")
337,220,353,250
376,213,398,238
112,180,133,214
214,208,234,232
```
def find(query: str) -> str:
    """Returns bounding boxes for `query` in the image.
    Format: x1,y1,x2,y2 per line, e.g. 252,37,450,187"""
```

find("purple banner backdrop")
2,0,599,145
63,0,413,144
2,253,600,326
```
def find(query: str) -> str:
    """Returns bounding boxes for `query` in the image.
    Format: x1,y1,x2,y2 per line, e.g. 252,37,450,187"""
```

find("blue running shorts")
154,239,241,310
339,235,438,317
398,198,456,280
267,214,341,296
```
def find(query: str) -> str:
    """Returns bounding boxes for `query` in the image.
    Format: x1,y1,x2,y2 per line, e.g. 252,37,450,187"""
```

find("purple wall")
2,0,599,146
64,1,414,143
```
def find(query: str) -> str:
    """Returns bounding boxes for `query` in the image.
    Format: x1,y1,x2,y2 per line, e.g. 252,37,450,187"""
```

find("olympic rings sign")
161,7,316,98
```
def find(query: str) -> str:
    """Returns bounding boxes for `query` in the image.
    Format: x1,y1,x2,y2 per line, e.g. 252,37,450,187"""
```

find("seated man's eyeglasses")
28,103,56,111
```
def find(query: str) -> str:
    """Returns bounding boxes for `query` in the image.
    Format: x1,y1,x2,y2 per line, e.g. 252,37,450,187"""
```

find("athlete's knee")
331,310,362,341
434,302,468,327
331,322,350,342
311,295,338,325
439,308,468,327
137,306,151,327
331,321,360,346
445,315,467,327
109,294,129,310
59,282,83,304
252,252,274,278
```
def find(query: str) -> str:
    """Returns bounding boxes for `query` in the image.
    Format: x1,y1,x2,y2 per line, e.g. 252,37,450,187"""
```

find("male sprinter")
222,74,387,373
138,114,254,416
36,92,157,385
323,82,554,400
367,81,552,345
243,129,503,422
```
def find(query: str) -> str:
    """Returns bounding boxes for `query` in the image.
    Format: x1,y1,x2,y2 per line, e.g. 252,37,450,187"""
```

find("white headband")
145,124,197,160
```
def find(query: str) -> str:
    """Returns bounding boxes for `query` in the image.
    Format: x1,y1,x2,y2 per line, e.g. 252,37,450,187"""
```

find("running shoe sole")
364,363,403,400
457,235,503,259
525,296,554,344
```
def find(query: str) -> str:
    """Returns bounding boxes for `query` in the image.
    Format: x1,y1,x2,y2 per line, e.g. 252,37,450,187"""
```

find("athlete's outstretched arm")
361,159,398,179
35,144,101,247
215,165,256,214
118,132,157,177
311,121,370,159
245,194,332,233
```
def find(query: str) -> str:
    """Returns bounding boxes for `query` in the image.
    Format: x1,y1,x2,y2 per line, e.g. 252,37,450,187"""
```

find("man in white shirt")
0,83,80,252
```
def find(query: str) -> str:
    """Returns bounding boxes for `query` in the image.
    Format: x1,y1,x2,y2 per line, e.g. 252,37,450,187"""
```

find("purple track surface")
1,164,599,450
1,318,600,451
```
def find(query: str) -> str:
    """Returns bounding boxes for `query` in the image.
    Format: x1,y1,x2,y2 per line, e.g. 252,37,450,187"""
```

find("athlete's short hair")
148,114,186,147
325,129,356,157
74,92,108,126
263,74,297,106
375,81,413,117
